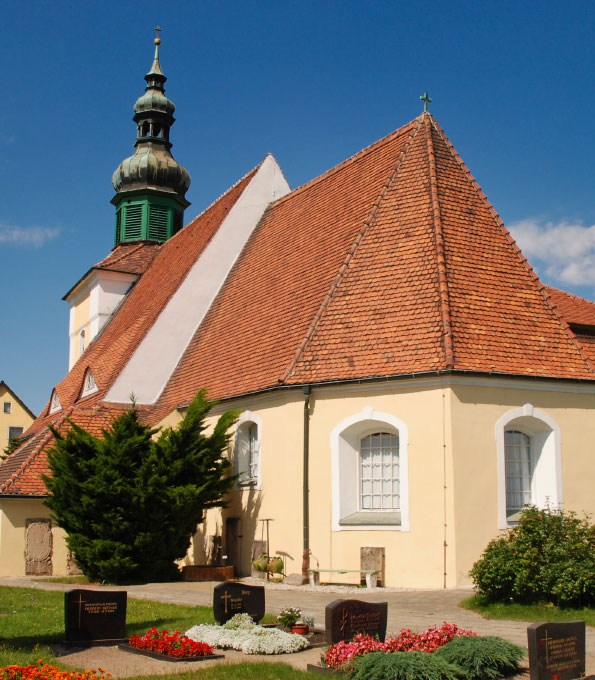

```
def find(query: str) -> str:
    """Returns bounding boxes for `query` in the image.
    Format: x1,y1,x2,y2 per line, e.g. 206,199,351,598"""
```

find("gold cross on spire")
154,26,162,45
420,92,432,113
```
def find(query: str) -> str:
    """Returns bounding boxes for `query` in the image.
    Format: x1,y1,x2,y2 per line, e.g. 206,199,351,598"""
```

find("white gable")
106,154,290,405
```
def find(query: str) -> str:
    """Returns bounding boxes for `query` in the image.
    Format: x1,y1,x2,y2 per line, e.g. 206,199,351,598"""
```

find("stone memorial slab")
64,589,127,645
213,581,265,624
527,621,586,680
325,599,387,644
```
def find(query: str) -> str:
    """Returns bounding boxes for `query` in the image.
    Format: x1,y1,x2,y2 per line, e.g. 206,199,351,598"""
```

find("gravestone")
360,547,384,586
325,599,387,644
213,581,265,624
64,589,127,645
527,621,589,680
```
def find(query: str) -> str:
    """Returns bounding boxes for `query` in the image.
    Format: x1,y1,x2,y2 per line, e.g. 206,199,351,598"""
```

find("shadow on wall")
222,485,263,577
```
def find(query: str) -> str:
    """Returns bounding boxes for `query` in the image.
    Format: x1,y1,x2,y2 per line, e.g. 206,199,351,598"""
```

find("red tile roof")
95,242,162,274
155,114,595,419
0,405,124,495
4,114,595,495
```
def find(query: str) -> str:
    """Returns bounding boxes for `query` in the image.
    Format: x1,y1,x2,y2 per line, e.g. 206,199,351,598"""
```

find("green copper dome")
111,35,190,246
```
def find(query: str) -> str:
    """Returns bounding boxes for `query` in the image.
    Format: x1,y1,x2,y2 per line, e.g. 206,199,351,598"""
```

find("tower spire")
111,32,191,246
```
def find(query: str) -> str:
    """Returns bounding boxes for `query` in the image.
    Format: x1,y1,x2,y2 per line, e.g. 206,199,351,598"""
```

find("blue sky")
1,0,594,415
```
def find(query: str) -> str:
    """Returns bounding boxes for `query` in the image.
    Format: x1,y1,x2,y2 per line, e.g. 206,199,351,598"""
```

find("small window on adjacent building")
81,369,98,398
49,390,62,414
3,401,11,414
8,426,23,444
236,421,260,485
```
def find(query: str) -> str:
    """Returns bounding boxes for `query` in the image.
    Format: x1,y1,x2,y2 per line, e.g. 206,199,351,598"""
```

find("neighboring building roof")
4,112,595,496
0,381,36,420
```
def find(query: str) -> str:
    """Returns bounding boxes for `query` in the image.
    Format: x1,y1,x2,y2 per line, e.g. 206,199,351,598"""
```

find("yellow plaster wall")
0,499,69,577
0,385,34,447
449,382,595,586
182,384,457,588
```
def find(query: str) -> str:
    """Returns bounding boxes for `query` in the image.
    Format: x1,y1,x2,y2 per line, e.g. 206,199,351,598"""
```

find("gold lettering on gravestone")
543,634,579,672
341,608,381,634
230,597,243,611
83,602,118,615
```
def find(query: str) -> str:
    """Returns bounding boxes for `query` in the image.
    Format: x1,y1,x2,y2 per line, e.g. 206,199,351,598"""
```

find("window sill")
339,511,401,526
237,479,258,488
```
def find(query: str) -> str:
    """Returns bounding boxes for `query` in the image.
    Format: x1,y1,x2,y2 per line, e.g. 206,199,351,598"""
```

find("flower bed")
186,613,309,654
0,662,111,680
124,628,217,660
324,622,476,670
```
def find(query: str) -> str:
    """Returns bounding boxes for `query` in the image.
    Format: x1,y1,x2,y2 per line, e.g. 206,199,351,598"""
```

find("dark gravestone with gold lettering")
213,581,265,624
527,621,587,680
64,589,128,646
325,599,387,644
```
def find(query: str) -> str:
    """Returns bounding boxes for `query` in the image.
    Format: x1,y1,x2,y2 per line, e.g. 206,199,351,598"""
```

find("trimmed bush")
436,635,525,679
348,651,460,680
470,506,595,607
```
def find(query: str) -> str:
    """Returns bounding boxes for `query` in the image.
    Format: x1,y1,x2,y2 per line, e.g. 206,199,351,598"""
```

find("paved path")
2,577,593,676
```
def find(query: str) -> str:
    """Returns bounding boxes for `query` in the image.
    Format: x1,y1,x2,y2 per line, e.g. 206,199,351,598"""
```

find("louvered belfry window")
148,204,169,241
115,210,122,243
124,204,143,240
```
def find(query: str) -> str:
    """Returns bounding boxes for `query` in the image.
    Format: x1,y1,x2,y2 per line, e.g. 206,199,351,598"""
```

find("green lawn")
460,594,595,627
0,586,306,679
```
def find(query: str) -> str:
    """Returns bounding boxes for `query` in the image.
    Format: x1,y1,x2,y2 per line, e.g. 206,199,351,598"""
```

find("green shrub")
348,651,460,680
435,635,525,679
470,506,595,607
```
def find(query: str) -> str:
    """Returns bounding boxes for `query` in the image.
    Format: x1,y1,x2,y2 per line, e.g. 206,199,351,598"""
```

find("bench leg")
365,573,378,588
309,571,320,586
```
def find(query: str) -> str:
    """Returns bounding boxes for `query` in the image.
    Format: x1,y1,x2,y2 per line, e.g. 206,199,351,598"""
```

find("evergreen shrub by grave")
470,506,595,607
435,635,525,679
348,650,461,680
43,389,237,583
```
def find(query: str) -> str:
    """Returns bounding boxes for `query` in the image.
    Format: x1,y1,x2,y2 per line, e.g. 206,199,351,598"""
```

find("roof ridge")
424,115,455,369
429,116,595,375
272,117,422,210
279,117,424,383
179,156,268,235
0,407,72,493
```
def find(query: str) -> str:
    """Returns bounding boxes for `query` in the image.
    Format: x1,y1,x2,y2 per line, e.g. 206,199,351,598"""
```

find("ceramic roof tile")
95,242,162,274
545,286,595,327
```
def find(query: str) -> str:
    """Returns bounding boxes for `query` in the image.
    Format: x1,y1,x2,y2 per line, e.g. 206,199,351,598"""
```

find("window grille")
360,432,399,511
505,429,532,518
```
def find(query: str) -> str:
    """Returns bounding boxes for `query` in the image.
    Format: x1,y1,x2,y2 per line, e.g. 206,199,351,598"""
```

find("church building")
1,37,594,585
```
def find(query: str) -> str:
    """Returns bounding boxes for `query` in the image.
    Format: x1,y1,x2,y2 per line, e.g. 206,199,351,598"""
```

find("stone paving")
2,576,594,676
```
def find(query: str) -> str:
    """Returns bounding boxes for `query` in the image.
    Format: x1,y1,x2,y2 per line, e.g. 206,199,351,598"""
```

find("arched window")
235,411,262,488
331,407,409,531
496,404,562,528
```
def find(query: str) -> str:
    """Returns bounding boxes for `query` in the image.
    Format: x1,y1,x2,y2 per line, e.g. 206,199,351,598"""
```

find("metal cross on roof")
420,92,432,112
154,26,162,41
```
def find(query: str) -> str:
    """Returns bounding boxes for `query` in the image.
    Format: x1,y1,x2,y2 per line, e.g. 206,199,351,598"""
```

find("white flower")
185,618,309,654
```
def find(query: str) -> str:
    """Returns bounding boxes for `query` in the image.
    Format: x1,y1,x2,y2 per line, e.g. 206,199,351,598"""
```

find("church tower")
111,31,190,244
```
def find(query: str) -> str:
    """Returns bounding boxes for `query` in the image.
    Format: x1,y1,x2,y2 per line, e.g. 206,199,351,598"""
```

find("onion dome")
111,32,191,245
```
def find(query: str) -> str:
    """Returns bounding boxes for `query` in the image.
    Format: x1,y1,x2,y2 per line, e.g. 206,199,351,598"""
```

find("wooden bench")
308,568,379,588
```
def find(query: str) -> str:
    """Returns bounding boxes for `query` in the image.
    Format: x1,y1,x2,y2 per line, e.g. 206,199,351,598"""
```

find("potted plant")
277,606,302,631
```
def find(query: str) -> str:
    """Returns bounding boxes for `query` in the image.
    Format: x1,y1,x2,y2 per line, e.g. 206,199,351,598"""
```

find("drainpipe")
302,386,311,578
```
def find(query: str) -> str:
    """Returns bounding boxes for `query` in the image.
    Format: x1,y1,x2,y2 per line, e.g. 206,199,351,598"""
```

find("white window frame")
81,369,98,398
496,403,562,529
234,411,262,490
49,390,62,414
331,407,409,532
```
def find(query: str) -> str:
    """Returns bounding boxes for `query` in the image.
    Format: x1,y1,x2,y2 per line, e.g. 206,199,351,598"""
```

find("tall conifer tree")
43,390,237,583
